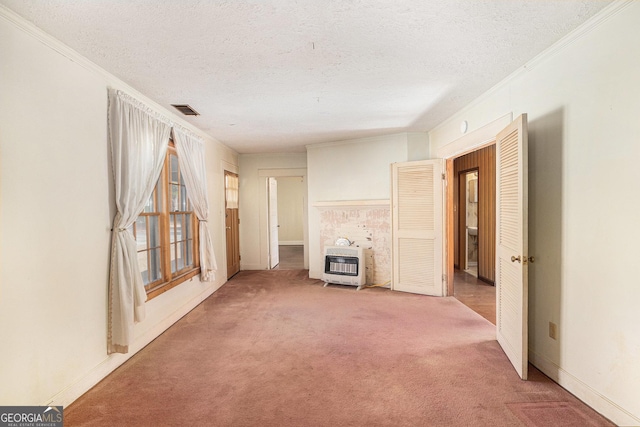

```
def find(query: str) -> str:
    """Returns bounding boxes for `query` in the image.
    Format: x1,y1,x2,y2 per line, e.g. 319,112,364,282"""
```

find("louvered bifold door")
495,114,529,380
391,160,444,296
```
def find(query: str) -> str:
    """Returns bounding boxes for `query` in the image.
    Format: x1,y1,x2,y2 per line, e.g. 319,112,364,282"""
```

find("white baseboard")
46,280,225,408
279,241,303,246
529,350,640,426
309,269,322,280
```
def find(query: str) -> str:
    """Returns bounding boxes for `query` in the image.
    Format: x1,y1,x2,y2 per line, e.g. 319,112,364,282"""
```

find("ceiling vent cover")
171,104,200,116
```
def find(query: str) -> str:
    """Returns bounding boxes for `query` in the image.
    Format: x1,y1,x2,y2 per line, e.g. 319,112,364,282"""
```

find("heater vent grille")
322,246,365,289
171,104,200,116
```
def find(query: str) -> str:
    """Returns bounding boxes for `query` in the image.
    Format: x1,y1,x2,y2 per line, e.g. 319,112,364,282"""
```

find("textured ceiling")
1,0,611,153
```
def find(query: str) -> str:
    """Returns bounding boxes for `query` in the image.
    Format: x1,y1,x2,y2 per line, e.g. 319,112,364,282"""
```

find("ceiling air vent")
171,104,200,116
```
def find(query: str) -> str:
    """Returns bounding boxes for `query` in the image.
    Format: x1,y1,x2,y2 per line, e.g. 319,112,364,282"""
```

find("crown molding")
0,4,227,150
429,0,634,135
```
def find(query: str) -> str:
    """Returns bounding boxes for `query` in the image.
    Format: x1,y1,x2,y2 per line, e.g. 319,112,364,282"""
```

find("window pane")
149,248,162,282
170,243,176,273
185,214,192,240
177,214,184,242
149,215,160,248
136,216,147,251
182,239,189,267
170,214,176,243
179,173,188,211
138,250,148,284
180,184,187,211
171,184,179,211
176,242,184,271
144,179,161,213
186,238,193,266
170,154,179,184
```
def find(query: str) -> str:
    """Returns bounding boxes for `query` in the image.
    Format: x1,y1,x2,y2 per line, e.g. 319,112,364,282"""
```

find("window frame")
132,140,200,300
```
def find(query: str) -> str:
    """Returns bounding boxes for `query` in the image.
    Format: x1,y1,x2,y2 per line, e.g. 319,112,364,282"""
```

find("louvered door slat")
392,160,444,296
496,114,528,380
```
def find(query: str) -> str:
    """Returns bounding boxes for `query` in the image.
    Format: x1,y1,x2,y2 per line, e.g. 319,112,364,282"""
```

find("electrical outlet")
549,322,557,340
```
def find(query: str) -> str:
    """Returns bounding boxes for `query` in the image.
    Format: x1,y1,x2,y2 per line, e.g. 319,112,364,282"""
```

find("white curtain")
108,89,171,354
174,127,218,282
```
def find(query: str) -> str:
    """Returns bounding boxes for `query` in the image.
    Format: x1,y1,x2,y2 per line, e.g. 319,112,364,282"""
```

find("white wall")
307,133,412,279
238,153,307,270
407,132,430,161
0,8,237,407
276,177,305,244
429,2,640,424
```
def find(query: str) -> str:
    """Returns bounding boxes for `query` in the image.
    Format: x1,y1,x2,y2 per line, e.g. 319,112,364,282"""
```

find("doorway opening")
225,170,240,279
267,175,306,270
448,145,496,324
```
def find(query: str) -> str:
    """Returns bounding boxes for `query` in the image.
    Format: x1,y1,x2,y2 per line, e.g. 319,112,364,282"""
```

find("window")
132,140,199,299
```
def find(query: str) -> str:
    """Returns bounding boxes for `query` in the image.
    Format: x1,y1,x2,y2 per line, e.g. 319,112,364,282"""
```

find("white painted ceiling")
1,1,611,153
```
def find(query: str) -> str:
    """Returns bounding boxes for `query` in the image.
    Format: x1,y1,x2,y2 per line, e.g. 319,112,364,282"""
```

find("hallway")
453,269,496,325
274,245,304,270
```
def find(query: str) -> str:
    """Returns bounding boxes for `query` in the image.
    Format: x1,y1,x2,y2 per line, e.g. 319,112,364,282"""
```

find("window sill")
146,268,201,300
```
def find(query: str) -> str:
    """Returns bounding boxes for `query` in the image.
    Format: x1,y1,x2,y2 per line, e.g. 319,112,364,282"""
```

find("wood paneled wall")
453,145,496,284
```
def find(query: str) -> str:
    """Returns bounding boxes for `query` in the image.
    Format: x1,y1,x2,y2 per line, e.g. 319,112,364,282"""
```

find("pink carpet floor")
66,270,613,426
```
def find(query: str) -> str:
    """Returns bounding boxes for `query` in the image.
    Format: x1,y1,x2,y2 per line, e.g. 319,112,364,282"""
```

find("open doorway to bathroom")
451,145,496,324
460,170,479,277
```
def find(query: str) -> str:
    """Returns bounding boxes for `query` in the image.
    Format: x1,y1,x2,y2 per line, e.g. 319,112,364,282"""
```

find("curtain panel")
107,89,171,354
174,127,218,282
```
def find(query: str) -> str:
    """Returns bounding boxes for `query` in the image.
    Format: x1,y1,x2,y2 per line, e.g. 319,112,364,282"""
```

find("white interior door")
391,159,444,296
495,114,529,380
268,177,280,268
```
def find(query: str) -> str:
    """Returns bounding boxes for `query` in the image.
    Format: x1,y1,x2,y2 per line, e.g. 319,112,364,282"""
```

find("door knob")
511,255,521,263
528,256,535,263
226,226,231,230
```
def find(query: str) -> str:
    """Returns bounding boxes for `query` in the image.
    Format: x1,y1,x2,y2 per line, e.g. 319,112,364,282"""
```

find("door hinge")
442,173,446,180
442,274,447,283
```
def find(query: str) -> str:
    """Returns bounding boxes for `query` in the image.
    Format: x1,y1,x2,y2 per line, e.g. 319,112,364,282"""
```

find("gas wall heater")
322,246,365,290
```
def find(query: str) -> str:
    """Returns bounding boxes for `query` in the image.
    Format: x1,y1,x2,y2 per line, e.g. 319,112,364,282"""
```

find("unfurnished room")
0,1,639,426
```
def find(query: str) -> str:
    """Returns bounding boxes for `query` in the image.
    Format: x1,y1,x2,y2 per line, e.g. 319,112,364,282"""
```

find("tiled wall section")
318,204,391,286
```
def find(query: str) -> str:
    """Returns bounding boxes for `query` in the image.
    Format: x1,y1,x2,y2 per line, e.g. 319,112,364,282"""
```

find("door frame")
439,113,530,380
437,114,513,296
457,167,480,272
223,167,240,279
267,177,280,269
258,168,309,269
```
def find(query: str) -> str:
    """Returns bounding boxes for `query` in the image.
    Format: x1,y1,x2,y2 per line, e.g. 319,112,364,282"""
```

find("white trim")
44,281,225,408
306,132,408,151
222,160,238,174
314,200,390,208
435,113,511,159
279,241,304,246
428,0,633,135
256,168,309,270
258,168,306,177
529,350,640,426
